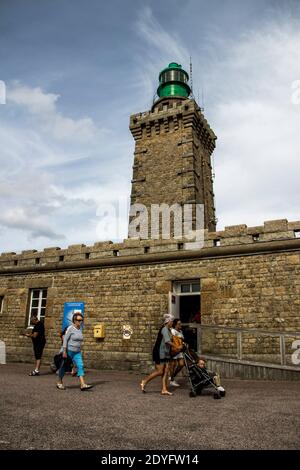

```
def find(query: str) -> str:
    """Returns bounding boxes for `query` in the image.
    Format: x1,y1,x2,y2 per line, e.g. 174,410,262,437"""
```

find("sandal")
80,384,93,391
140,381,146,393
56,383,66,390
161,391,173,396
29,370,40,376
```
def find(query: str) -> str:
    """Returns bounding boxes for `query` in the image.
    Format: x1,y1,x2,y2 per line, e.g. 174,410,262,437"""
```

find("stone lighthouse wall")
129,98,217,232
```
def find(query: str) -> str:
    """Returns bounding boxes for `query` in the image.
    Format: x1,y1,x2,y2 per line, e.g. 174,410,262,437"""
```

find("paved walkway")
0,363,299,450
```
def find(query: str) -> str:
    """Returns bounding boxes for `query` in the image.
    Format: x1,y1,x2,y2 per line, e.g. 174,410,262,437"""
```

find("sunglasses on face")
76,318,83,322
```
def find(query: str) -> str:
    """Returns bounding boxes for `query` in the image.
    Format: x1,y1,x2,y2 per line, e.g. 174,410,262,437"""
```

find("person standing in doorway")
26,313,46,376
56,313,93,391
140,313,174,396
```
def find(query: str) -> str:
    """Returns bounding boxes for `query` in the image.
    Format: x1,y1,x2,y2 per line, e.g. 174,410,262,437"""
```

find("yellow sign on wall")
94,324,105,338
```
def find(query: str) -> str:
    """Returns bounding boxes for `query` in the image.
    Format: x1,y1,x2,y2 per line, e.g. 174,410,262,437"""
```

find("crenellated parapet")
205,219,300,246
0,219,299,271
130,99,216,154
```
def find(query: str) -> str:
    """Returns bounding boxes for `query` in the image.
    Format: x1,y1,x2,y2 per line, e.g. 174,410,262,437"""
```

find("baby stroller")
183,346,226,399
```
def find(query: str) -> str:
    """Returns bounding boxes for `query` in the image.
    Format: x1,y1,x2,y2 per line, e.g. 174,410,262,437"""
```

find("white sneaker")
217,386,225,392
170,380,180,387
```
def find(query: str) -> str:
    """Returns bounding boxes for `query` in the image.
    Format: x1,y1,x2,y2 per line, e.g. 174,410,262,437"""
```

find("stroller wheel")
213,392,221,399
189,390,197,398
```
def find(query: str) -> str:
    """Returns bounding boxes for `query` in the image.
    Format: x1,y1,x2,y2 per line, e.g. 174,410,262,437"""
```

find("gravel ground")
0,363,299,450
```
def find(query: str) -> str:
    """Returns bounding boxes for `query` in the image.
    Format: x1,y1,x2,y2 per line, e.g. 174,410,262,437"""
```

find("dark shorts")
33,343,45,360
156,358,171,364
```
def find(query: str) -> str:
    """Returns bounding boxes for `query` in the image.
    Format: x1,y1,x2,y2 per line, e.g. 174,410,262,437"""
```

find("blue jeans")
58,350,85,379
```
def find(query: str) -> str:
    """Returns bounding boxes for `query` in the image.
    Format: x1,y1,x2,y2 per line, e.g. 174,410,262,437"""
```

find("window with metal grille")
28,289,47,326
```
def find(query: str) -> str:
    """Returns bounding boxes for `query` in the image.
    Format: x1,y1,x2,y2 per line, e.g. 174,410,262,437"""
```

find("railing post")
237,331,242,360
280,335,286,366
197,326,202,355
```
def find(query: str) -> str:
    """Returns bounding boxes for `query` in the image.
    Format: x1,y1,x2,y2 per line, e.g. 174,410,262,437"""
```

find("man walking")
26,314,46,376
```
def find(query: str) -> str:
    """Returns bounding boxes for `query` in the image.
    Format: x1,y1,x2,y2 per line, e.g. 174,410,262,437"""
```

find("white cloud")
1,207,65,240
8,84,59,114
0,81,132,252
7,83,97,142
49,114,96,141
136,6,188,64
134,6,190,102
207,18,300,228
134,7,300,230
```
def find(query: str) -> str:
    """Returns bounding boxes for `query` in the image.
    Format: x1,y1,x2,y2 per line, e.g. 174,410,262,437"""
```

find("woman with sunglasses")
56,313,93,391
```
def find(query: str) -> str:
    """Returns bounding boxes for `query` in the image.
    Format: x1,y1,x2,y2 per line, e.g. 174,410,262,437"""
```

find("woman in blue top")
140,314,174,396
56,313,93,391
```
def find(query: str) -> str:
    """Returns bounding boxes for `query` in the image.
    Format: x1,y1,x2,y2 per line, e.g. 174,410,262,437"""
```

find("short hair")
198,356,206,362
172,318,181,328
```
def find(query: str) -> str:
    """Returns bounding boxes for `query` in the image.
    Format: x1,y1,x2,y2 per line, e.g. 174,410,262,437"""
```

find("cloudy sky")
0,0,299,252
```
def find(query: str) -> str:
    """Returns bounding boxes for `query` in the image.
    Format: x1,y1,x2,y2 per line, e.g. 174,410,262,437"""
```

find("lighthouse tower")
129,62,217,236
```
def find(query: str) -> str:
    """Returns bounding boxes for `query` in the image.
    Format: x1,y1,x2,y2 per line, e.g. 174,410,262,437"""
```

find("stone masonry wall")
129,98,217,232
0,219,300,371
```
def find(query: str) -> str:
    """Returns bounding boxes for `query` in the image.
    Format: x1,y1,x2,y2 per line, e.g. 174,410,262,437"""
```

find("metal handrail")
195,323,300,337
182,323,300,368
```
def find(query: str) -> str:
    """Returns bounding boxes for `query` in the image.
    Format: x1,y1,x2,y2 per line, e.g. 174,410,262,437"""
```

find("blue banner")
62,302,85,332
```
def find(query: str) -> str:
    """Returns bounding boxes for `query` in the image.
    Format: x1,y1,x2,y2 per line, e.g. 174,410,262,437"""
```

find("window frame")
173,280,200,296
27,288,47,327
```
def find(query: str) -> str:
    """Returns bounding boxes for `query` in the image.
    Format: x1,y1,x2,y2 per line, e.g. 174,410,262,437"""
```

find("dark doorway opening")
179,295,200,352
179,295,200,323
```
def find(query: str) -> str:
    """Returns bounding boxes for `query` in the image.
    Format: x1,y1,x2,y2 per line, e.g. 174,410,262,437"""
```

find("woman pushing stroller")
140,313,176,396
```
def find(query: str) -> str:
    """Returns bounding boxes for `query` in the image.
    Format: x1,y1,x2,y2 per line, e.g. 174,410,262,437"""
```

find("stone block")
201,278,217,291
93,241,113,250
43,247,61,253
288,221,300,231
0,252,16,257
287,255,300,264
264,219,288,233
67,244,86,253
221,236,253,246
155,281,171,294
224,224,248,236
261,231,294,241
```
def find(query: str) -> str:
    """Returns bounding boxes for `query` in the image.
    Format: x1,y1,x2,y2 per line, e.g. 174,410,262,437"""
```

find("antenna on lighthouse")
201,87,205,112
189,56,194,98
